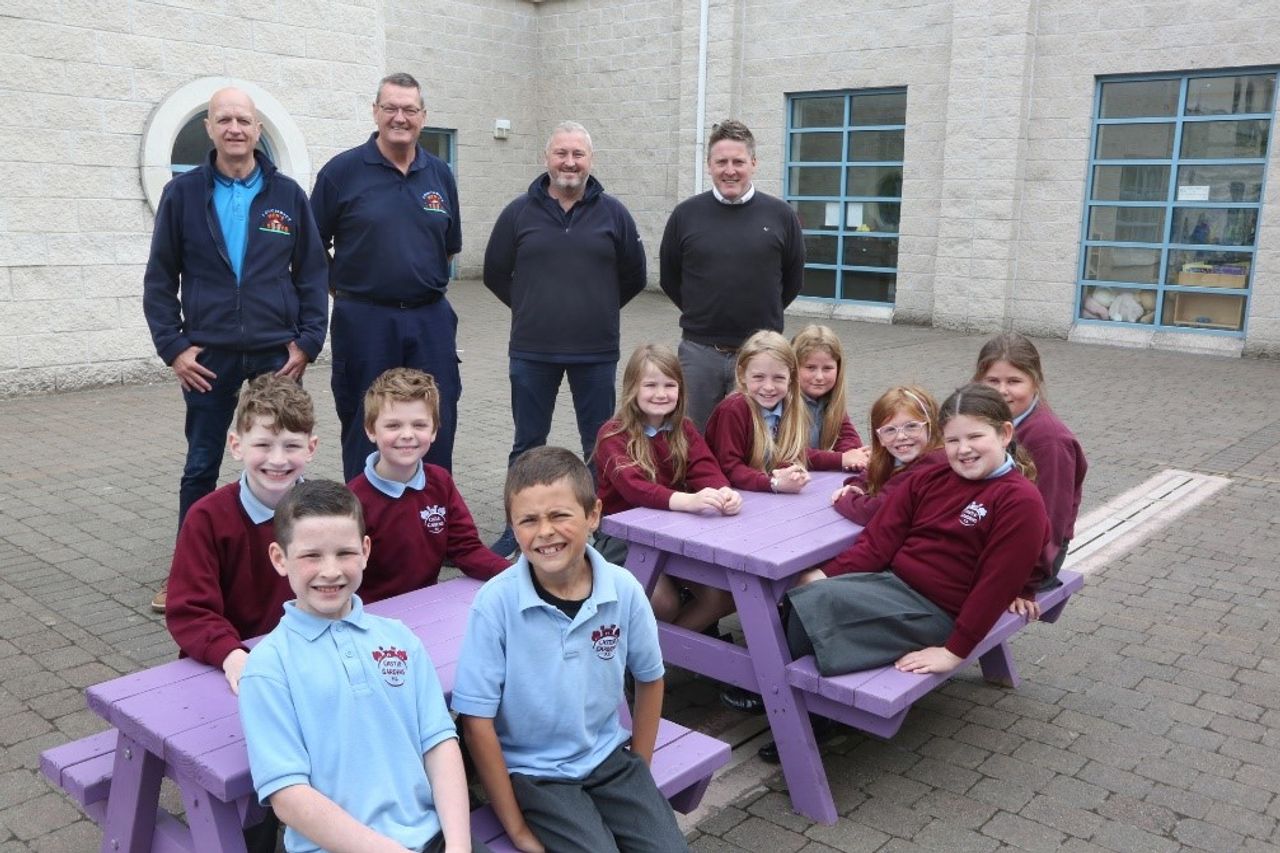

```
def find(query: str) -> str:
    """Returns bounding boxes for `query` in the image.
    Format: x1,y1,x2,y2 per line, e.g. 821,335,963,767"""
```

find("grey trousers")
510,746,689,853
677,339,738,430
786,571,955,676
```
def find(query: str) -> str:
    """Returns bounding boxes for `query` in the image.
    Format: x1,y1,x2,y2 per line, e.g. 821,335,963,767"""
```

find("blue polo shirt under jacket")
311,134,461,302
239,596,457,853
451,546,664,779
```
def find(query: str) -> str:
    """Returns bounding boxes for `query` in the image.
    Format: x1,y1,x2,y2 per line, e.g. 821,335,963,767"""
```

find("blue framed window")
1078,70,1277,334
785,90,906,304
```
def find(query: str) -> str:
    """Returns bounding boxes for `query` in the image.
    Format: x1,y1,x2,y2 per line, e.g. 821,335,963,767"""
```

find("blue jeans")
179,346,289,531
507,358,616,467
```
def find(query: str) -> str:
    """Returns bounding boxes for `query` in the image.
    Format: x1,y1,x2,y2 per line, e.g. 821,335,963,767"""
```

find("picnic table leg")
624,543,667,595
177,772,249,853
100,733,163,853
732,573,838,825
978,641,1021,688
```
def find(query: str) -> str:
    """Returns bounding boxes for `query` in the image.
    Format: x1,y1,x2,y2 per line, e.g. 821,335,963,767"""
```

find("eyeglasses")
378,105,423,118
875,421,927,441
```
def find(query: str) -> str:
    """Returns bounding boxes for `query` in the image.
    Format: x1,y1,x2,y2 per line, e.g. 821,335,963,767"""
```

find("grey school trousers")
509,746,689,853
677,339,738,431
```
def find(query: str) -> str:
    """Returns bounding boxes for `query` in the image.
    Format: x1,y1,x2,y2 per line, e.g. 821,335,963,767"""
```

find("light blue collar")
362,452,425,498
280,595,370,641
760,400,784,435
1012,396,1039,427
238,472,276,524
986,453,1016,479
642,423,673,438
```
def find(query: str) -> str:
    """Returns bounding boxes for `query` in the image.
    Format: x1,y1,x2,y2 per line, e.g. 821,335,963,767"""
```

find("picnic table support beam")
177,772,253,853
978,641,1021,689
100,733,163,853
733,573,839,825
623,544,667,596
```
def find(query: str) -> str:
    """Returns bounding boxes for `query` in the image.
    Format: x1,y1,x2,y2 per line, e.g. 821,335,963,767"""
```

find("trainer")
483,121,645,556
142,86,328,612
659,119,805,428
312,72,463,480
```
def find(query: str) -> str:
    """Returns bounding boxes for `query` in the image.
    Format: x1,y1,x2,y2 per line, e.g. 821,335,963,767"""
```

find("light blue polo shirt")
451,546,664,779
239,596,456,853
362,450,426,498
212,166,262,283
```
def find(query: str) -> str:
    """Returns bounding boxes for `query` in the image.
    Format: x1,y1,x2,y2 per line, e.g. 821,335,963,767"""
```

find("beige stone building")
3,0,1279,395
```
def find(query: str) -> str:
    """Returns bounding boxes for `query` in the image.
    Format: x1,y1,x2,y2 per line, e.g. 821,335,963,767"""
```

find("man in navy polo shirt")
482,121,646,557
312,72,463,482
142,86,329,615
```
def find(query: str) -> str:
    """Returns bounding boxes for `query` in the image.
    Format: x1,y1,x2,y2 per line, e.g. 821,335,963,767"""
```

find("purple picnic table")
80,578,491,853
601,470,860,824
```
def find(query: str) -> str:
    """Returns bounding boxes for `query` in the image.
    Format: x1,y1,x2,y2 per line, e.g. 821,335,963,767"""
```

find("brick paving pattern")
2,282,1278,851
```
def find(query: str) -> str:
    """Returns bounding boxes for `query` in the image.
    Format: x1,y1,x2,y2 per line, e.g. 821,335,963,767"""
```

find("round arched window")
141,78,310,210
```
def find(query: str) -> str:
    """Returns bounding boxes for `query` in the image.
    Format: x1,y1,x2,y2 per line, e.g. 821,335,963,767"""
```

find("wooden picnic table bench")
601,470,1084,825
41,577,729,853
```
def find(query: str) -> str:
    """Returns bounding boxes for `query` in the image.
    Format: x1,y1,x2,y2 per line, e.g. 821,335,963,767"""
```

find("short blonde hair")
233,374,315,435
362,368,440,432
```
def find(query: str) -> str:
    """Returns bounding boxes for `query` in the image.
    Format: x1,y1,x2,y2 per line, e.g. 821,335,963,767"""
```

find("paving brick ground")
2,281,1279,851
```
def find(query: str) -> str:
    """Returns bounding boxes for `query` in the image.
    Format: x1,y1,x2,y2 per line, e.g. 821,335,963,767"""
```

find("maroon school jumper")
804,399,863,472
824,462,1049,659
832,448,948,527
1016,402,1087,585
349,464,508,603
704,392,780,492
166,482,291,667
595,418,729,516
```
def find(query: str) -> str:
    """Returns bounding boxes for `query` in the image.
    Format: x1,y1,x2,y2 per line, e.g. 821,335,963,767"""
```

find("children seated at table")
791,325,869,472
348,368,508,603
831,385,945,527
974,333,1087,616
704,330,811,494
785,384,1049,678
453,447,690,853
166,374,316,696
594,344,742,630
239,480,487,853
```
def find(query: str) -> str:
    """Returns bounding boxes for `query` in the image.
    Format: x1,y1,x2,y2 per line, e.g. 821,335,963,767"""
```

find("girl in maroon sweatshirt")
704,330,811,494
595,344,742,629
831,385,946,527
792,324,868,472
785,384,1049,677
975,333,1087,615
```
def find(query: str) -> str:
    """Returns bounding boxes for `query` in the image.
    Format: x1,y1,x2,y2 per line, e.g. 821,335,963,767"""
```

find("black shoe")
719,685,766,714
757,716,839,765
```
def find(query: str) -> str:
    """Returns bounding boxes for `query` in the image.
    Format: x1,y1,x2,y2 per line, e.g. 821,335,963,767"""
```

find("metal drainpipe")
694,0,709,193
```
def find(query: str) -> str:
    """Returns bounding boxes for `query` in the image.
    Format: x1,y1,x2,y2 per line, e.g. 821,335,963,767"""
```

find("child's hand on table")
770,464,810,493
716,487,743,515
672,487,741,515
841,446,871,471
1008,596,1041,620
894,646,963,674
831,483,864,503
221,648,249,694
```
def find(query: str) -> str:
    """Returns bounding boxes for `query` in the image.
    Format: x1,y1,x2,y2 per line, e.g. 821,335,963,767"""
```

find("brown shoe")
150,586,167,613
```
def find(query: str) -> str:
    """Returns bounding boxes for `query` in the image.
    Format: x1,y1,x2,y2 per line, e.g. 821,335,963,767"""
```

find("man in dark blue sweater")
659,120,805,429
483,121,646,556
142,86,328,613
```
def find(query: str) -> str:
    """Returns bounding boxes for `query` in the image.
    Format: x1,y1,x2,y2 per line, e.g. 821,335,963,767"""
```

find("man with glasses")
312,72,463,480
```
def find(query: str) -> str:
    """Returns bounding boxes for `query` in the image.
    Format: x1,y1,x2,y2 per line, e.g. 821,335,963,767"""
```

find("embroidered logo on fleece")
371,646,408,687
419,504,447,534
959,501,988,527
258,209,293,236
421,191,447,214
591,624,621,660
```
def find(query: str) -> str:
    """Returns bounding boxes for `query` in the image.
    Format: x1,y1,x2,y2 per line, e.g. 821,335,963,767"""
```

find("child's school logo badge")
959,501,988,527
591,624,621,660
258,209,293,235
421,191,447,213
371,646,408,687
419,505,447,534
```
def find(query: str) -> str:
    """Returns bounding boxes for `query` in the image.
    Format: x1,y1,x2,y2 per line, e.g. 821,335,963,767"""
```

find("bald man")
143,87,328,611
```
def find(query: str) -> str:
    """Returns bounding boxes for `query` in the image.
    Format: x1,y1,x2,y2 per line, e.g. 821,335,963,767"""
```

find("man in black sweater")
659,120,806,429
483,121,646,556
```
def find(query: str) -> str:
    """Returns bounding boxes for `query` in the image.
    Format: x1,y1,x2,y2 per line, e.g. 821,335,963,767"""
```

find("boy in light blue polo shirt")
452,447,689,853
239,480,489,853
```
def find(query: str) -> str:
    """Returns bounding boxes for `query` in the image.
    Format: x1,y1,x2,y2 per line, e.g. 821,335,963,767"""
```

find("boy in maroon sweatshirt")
348,368,509,603
165,374,317,695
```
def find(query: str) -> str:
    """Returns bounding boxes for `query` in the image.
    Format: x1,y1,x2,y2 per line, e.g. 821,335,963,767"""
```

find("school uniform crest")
959,500,988,527
419,504,447,534
258,209,293,235
371,646,409,687
421,191,447,213
591,624,621,660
